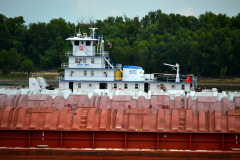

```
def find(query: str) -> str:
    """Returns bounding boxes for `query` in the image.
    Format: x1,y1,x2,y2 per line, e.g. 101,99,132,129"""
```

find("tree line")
0,10,240,77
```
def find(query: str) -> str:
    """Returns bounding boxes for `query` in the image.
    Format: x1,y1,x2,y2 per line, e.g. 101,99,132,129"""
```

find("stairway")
179,110,186,131
80,108,90,129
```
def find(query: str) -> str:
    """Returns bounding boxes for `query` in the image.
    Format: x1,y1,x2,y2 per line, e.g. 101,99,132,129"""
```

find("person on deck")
163,85,167,91
186,75,191,83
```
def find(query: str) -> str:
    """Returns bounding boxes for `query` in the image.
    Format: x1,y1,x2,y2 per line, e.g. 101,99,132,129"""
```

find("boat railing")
163,76,197,83
145,74,154,81
115,64,122,70
65,50,109,57
61,63,69,69
69,35,98,39
65,51,73,56
96,51,109,57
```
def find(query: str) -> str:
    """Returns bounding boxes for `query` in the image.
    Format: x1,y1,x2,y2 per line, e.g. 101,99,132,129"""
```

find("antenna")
163,63,180,82
77,28,82,37
74,26,76,36
89,28,98,38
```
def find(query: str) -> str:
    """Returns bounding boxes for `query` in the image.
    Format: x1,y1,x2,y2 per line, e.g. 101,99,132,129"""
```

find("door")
99,83,107,89
144,83,149,92
69,82,73,92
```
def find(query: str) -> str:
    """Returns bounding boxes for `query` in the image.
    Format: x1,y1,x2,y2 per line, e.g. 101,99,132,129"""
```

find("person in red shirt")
186,75,191,83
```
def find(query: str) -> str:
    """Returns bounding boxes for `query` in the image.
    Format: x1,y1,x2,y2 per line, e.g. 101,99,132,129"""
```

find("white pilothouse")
50,28,197,93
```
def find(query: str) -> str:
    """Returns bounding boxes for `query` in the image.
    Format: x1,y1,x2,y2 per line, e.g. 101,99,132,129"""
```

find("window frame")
135,83,138,89
86,41,91,46
83,58,86,63
91,70,94,76
74,41,79,46
124,83,128,89
91,58,94,64
84,70,87,76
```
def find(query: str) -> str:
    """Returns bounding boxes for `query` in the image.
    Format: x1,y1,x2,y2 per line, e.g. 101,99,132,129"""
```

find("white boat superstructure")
40,28,196,94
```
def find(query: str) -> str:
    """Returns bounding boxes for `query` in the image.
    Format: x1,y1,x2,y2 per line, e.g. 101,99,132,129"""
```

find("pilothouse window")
86,41,91,46
74,41,79,46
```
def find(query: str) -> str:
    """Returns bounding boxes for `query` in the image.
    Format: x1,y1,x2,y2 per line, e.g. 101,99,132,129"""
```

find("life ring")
79,46,83,50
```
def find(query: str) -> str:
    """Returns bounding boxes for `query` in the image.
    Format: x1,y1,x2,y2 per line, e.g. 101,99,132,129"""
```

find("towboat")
28,28,197,94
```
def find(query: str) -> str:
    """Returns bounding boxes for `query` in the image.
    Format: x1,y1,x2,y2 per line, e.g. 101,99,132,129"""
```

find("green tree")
19,59,34,75
0,49,10,74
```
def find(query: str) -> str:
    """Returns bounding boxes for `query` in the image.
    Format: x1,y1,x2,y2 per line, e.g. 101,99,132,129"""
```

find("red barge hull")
0,130,240,159
0,147,240,160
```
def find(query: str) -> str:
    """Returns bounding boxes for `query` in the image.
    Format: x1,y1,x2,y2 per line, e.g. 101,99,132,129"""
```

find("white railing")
61,63,69,68
65,51,73,56
65,50,109,57
115,64,123,72
145,74,154,81
95,51,109,56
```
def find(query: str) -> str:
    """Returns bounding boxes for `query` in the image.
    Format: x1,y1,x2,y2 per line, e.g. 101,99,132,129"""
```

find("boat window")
124,83,128,89
78,83,81,88
160,84,164,89
135,84,138,89
93,41,96,46
86,41,91,46
83,58,86,63
91,58,94,64
114,83,117,89
91,70,94,76
74,41,79,46
75,58,81,63
157,85,160,89
182,85,185,90
84,70,87,76
172,85,175,88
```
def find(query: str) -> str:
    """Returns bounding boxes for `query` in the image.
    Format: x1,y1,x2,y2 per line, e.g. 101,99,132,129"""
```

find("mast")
89,28,98,38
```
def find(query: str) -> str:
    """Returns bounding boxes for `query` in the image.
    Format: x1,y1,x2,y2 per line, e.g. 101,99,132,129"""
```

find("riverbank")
0,71,59,88
198,77,240,84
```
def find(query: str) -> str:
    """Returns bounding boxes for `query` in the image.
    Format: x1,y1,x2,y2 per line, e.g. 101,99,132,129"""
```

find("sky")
0,0,239,24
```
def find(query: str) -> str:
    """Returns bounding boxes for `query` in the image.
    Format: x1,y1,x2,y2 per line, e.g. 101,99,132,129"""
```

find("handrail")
65,50,109,57
104,57,114,69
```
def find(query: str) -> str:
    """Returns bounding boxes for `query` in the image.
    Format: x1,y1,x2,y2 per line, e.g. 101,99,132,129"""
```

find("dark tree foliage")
0,10,240,77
